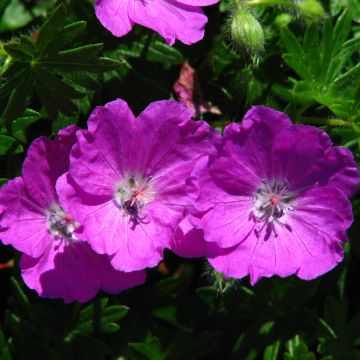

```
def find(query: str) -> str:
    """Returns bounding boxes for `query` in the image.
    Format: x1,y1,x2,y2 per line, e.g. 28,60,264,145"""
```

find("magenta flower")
94,0,220,45
188,106,359,284
171,217,207,258
0,126,145,303
58,99,218,272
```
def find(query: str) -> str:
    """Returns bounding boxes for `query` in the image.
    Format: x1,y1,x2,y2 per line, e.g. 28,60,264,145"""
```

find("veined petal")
0,177,50,258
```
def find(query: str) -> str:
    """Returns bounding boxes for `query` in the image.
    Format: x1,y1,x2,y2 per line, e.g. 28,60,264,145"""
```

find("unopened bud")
297,0,324,18
231,7,265,55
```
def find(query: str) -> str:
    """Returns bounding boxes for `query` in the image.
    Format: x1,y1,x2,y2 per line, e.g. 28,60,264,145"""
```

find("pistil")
252,179,295,232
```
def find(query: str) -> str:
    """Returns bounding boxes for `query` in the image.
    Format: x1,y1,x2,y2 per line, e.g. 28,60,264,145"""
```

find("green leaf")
146,40,184,65
10,108,41,133
65,72,101,91
1,69,33,121
303,22,321,79
0,65,27,99
293,81,316,102
3,42,32,60
0,178,8,186
263,340,281,360
73,333,111,360
129,337,166,360
167,331,221,360
100,305,129,323
33,67,79,118
0,135,22,154
152,305,191,332
76,304,128,334
284,336,316,360
9,277,29,315
41,56,122,73
0,0,32,32
52,43,103,63
36,4,66,56
324,296,347,336
278,11,359,121
44,21,87,54
281,28,303,58
0,4,120,122
0,329,12,360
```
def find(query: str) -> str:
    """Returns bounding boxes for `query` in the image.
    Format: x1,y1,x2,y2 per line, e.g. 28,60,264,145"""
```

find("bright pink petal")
70,100,136,196
22,125,77,208
136,100,218,173
209,223,302,284
175,0,219,5
170,217,208,258
20,240,101,303
200,200,255,248
271,125,332,187
0,178,50,258
98,259,146,294
21,239,146,302
95,0,134,37
304,146,359,198
289,186,352,279
241,105,292,133
217,106,291,187
187,156,235,213
128,0,208,45
57,173,173,271
209,186,352,283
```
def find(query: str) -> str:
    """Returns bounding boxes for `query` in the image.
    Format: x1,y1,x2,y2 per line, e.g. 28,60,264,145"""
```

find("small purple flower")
58,99,218,272
188,106,359,284
0,126,145,303
94,0,220,45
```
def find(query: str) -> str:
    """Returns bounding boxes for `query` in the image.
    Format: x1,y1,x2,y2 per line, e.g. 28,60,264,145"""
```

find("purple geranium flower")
188,106,359,284
94,0,219,45
0,126,145,303
58,99,218,272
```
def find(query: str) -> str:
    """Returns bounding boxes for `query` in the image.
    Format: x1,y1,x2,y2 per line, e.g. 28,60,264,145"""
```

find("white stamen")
46,204,78,241
252,179,295,233
113,174,156,221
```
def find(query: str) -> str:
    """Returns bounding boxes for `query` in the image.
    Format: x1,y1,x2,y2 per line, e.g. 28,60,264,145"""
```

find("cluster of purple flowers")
0,100,358,302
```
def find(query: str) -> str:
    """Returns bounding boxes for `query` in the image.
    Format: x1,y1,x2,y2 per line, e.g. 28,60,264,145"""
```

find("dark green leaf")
10,108,41,133
0,329,12,360
263,340,281,360
36,4,66,56
1,69,33,121
0,135,23,154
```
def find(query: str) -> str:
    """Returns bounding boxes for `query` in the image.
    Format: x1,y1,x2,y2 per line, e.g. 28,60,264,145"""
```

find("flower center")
114,175,156,220
252,179,294,225
46,205,78,241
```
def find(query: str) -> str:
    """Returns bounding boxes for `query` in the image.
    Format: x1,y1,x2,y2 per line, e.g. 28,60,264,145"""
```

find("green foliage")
275,11,360,125
0,1,359,359
0,4,121,122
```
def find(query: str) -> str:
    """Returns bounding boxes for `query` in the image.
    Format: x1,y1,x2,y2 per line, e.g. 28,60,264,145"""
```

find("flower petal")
94,0,134,37
70,100,136,196
57,173,171,271
0,177,50,258
20,240,102,303
128,0,207,45
22,125,77,208
209,185,352,283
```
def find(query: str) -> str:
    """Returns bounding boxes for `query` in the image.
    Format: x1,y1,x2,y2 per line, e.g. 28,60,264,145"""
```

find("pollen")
270,196,280,205
114,174,156,221
252,179,295,229
46,204,78,241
